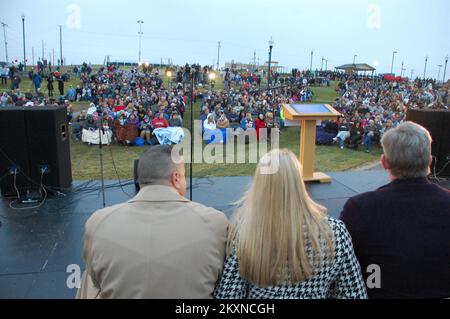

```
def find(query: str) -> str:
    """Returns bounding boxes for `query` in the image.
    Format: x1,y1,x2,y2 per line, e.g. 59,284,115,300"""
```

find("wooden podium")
282,104,341,183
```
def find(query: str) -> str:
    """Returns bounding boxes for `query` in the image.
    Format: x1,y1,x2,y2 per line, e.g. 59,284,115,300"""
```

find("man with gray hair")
340,122,450,299
77,145,228,298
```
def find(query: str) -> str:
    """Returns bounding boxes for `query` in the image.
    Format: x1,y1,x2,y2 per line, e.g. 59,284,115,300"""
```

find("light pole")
437,65,443,82
208,71,216,90
390,50,397,75
1,22,8,63
21,14,26,72
410,69,414,80
59,25,63,66
423,56,428,79
325,59,328,71
137,20,144,63
310,49,313,72
353,54,357,65
443,55,448,83
321,57,324,71
400,60,404,76
217,41,221,70
267,37,274,90
166,70,172,89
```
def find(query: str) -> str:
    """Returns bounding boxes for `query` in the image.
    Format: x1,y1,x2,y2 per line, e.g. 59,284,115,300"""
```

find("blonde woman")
214,149,367,299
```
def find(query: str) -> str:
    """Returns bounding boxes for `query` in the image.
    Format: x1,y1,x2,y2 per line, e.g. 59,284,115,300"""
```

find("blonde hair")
228,149,335,287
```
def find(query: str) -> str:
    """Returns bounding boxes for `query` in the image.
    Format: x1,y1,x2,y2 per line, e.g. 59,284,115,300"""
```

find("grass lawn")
1,73,381,180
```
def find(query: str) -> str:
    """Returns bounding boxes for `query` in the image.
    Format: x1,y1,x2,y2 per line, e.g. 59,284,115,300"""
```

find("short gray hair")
381,121,432,179
138,145,182,186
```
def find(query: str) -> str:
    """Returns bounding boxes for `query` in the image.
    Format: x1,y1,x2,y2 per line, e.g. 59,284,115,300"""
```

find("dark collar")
378,177,430,190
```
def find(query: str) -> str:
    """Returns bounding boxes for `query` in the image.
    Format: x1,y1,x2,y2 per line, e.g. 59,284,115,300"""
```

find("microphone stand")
98,106,106,208
189,69,194,201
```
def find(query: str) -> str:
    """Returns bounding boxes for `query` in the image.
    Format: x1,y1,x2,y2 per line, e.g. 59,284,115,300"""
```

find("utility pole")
437,65,442,82
310,49,313,71
59,25,63,66
325,59,328,71
1,22,8,62
400,60,404,76
267,37,274,90
217,41,221,70
443,55,449,83
52,48,55,66
390,50,397,75
423,56,428,79
42,40,44,62
22,14,26,72
253,50,256,71
321,57,324,71
137,20,144,63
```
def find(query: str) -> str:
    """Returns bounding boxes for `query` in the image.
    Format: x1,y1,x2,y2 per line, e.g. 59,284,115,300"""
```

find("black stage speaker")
0,106,72,198
0,107,33,197
25,107,72,189
406,109,450,177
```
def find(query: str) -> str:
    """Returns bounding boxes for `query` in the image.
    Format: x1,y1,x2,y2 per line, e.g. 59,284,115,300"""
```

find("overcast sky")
2,0,450,79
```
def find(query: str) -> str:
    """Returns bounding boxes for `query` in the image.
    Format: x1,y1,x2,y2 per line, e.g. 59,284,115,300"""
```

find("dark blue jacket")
340,177,450,299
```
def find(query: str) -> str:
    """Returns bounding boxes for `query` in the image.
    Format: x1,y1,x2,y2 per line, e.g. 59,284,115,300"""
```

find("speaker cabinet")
0,108,33,197
0,106,72,197
406,109,450,177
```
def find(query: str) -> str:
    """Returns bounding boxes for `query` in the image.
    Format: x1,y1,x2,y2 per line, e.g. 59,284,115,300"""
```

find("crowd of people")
1,62,449,152
319,74,448,152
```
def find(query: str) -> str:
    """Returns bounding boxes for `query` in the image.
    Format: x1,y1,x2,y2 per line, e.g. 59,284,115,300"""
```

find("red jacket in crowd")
152,118,169,129
255,118,267,139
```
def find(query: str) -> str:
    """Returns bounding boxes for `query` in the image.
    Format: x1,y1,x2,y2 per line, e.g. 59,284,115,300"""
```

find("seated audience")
168,112,182,127
152,111,169,129
333,118,350,150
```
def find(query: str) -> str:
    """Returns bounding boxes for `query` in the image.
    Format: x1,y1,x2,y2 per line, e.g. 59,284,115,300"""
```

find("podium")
282,104,341,183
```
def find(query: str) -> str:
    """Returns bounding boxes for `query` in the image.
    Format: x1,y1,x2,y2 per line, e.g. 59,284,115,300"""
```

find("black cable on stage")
107,144,133,198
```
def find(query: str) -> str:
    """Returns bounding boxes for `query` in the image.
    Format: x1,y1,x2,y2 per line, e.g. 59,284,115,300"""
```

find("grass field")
1,72,382,180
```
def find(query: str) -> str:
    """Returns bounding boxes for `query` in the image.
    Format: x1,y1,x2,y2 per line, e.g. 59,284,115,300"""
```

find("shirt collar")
128,185,189,203
378,177,430,190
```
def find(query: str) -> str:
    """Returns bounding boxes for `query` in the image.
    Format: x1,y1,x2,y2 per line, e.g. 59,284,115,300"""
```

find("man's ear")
381,154,390,170
170,171,180,190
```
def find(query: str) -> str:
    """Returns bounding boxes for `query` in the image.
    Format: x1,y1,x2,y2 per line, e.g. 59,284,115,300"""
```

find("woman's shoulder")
326,217,351,243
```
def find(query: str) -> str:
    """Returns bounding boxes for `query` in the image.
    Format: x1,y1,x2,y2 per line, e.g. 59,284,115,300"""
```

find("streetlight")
401,66,406,77
208,71,216,89
390,50,397,75
353,54,358,65
267,37,274,90
423,56,428,79
21,14,26,72
437,64,443,82
443,55,449,83
166,70,172,89
137,20,144,63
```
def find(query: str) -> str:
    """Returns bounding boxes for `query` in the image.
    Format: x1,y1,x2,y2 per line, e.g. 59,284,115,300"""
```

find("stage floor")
0,170,447,298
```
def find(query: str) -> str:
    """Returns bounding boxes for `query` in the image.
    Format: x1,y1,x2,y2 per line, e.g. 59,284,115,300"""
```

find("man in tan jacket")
77,145,228,298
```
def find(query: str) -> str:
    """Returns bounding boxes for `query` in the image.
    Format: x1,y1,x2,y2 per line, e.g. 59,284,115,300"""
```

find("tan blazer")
76,185,229,299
